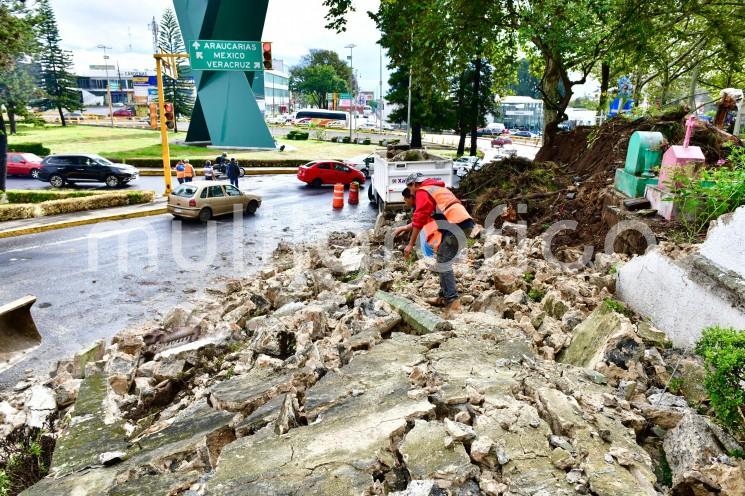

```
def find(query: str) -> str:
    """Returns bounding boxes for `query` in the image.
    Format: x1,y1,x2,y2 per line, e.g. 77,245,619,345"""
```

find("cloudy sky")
44,0,388,96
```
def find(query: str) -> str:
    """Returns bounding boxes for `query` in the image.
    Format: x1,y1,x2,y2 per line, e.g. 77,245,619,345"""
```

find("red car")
297,160,366,187
113,108,134,117
6,152,44,178
491,136,513,147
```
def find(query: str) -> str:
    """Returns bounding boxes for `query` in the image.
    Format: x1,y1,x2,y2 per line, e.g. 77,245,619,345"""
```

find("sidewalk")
138,167,298,176
0,198,168,239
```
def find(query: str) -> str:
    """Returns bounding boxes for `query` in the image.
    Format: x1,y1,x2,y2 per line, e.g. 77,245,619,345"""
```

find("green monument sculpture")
173,0,275,149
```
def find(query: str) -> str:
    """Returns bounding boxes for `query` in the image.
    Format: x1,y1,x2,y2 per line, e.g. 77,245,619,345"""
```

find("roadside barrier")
348,182,360,205
332,183,345,209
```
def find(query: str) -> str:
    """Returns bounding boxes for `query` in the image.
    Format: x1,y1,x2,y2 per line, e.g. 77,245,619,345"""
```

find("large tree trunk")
540,53,573,149
57,105,66,127
456,72,467,156
457,130,467,156
411,123,422,148
8,111,17,135
469,58,482,157
688,63,701,111
598,62,610,113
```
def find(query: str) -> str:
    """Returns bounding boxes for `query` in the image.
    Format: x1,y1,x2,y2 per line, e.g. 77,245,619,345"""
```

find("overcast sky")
44,0,389,97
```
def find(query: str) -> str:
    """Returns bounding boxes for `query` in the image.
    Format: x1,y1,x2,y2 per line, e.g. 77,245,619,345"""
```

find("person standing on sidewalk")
403,172,475,317
226,158,240,188
203,160,214,181
183,160,195,183
175,160,185,185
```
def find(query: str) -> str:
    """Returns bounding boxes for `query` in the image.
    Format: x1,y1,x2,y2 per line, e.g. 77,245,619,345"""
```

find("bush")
668,144,745,240
0,426,55,496
5,190,99,204
695,326,745,433
363,138,371,145
0,191,155,221
286,131,309,141
7,143,50,156
342,136,351,144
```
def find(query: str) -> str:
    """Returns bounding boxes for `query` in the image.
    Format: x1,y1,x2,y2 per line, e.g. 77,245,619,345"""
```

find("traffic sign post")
189,40,265,71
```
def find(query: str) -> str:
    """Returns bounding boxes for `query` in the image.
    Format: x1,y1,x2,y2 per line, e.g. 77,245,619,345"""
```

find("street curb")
0,207,169,239
138,169,297,177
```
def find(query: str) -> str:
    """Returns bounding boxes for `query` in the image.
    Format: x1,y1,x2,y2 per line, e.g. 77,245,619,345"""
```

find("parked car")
6,152,44,178
293,118,312,127
63,111,85,120
344,154,375,177
327,120,347,129
113,108,134,117
491,136,513,147
512,130,537,138
382,123,395,131
38,154,139,188
453,156,481,177
357,122,378,131
168,181,262,222
297,160,366,187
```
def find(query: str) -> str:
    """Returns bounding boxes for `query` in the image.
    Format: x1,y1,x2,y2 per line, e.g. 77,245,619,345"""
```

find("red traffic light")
164,102,175,130
164,102,174,113
262,42,273,70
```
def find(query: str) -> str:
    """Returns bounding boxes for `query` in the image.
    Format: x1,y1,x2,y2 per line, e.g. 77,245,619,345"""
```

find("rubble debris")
5,222,743,496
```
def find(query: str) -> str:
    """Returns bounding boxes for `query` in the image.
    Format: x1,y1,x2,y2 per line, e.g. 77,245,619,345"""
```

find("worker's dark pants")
437,220,474,303
229,177,239,188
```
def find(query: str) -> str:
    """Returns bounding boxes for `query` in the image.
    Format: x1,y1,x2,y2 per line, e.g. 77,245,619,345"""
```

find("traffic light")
164,102,175,130
262,42,273,70
149,103,158,129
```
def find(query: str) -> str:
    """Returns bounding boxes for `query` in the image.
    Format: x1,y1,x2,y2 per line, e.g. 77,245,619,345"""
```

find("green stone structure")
614,131,664,198
174,0,275,149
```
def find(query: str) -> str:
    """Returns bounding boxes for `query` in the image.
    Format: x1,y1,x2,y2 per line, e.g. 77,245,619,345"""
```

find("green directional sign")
189,40,264,71
339,93,352,99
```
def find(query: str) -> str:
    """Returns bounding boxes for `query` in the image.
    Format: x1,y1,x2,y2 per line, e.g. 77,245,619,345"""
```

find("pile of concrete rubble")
2,221,744,496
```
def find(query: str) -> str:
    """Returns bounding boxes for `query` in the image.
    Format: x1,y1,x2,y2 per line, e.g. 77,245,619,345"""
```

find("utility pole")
97,45,114,127
345,44,356,141
406,67,412,145
379,44,383,134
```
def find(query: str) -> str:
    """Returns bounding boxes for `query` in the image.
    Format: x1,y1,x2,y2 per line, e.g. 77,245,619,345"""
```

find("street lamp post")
379,44,383,134
345,44,356,141
97,44,114,127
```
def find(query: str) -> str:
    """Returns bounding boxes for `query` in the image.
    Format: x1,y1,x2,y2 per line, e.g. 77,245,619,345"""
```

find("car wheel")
239,168,246,178
245,200,259,216
105,175,120,188
311,178,323,188
49,175,65,188
30,169,40,179
198,207,212,223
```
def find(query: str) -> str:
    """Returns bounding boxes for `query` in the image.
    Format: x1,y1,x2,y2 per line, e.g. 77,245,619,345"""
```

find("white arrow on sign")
192,41,201,50
196,52,204,60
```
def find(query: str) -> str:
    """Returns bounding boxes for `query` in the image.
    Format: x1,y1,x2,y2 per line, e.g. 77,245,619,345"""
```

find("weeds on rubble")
522,272,536,284
226,367,236,380
0,426,55,496
695,326,745,434
528,288,545,303
603,298,634,318
668,376,684,395
658,452,673,487
729,449,745,459
608,264,619,276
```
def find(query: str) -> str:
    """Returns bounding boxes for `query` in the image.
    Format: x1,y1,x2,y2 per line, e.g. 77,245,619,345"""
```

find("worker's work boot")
425,296,447,307
443,299,461,319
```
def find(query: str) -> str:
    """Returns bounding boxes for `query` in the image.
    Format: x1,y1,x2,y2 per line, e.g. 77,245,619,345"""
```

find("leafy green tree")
0,0,35,191
453,60,498,155
0,61,40,134
508,59,542,99
289,64,347,109
158,8,194,132
36,0,81,127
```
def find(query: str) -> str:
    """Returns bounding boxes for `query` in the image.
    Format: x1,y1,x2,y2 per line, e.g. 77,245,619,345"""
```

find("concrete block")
614,169,658,198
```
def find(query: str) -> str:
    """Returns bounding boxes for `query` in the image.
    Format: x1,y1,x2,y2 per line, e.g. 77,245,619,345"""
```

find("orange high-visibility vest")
421,185,472,225
422,220,442,252
176,165,185,179
184,164,195,178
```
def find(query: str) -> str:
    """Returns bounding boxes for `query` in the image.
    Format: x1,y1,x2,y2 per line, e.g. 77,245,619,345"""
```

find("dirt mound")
457,108,742,249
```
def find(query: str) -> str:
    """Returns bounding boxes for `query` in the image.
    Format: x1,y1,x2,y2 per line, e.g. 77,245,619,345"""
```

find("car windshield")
173,185,198,198
23,154,43,162
89,154,113,166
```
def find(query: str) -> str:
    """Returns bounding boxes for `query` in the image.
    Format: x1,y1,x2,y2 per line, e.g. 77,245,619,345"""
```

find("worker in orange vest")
394,188,441,255
403,172,475,317
174,160,185,184
183,160,195,183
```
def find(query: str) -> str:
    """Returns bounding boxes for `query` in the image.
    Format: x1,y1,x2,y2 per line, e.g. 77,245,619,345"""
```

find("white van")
486,122,506,133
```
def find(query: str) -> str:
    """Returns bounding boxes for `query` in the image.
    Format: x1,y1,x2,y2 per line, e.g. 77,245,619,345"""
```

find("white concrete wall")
700,206,745,278
617,250,745,347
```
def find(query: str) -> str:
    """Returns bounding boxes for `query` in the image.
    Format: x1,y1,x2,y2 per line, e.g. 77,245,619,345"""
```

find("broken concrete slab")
375,291,453,334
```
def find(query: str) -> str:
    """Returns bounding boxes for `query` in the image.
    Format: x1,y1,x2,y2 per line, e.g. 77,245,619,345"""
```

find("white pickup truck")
367,150,454,211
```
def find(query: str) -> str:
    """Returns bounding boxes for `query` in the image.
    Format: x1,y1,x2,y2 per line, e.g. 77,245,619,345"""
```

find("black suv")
38,154,139,188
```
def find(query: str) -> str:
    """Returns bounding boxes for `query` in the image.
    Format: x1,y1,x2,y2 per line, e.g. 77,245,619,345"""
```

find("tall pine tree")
36,0,80,127
158,8,194,132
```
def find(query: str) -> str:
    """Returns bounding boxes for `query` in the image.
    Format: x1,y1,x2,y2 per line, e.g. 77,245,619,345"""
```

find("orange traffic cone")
348,182,359,205
332,183,344,209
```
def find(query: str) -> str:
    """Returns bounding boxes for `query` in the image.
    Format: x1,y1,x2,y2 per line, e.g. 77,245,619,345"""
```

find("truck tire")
368,184,377,205
377,194,385,213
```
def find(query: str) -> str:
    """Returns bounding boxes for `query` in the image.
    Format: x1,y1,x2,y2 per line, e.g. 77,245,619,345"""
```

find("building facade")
498,95,544,132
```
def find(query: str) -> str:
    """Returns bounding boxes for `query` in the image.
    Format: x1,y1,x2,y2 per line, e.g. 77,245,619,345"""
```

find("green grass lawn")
8,124,378,162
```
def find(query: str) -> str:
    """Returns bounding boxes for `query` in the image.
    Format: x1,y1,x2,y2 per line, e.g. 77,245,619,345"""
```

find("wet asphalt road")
0,175,377,386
